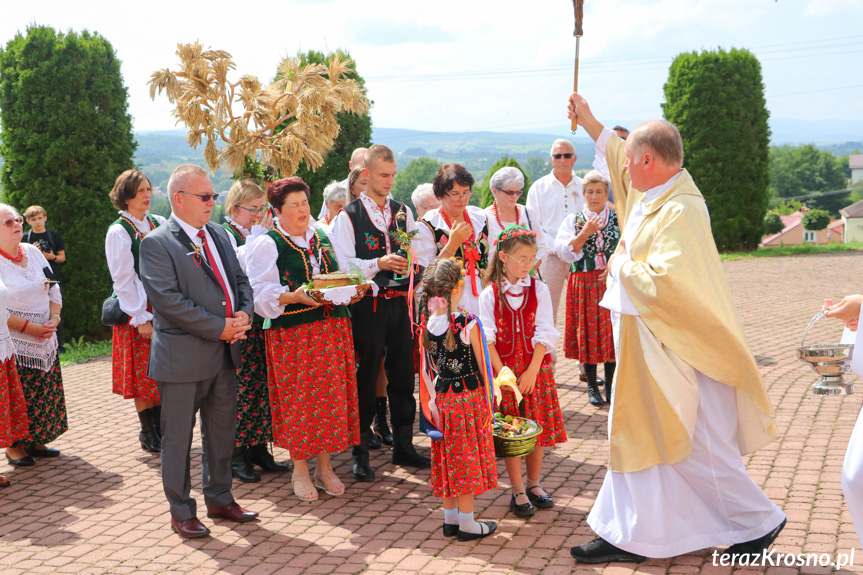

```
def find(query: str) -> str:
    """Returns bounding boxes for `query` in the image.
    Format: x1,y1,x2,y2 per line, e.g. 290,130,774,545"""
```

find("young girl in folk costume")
479,225,566,518
554,171,620,407
419,258,498,541
222,180,289,483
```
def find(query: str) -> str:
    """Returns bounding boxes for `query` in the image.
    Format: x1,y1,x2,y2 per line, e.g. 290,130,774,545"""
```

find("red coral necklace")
492,202,520,229
0,245,24,262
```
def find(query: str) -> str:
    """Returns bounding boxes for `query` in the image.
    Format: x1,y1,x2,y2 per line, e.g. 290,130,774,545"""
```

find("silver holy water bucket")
796,311,855,396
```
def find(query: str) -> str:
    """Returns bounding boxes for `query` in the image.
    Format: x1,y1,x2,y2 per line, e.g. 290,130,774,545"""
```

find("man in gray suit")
140,164,258,538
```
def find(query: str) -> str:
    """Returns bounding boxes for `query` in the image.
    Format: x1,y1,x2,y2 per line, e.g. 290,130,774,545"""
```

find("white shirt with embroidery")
525,170,584,249
478,275,558,351
223,215,268,272
105,211,167,327
483,203,549,261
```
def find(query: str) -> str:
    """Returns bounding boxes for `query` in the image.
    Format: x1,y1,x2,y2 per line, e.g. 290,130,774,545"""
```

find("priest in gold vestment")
566,93,786,564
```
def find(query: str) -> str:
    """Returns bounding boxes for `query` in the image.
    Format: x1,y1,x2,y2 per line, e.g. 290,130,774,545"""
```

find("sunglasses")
552,153,575,160
497,189,523,197
178,190,220,202
2,216,24,228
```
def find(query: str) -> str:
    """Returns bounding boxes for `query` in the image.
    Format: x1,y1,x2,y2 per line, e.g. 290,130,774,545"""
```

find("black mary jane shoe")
443,523,459,537
5,452,35,467
25,446,60,458
457,520,497,542
526,485,554,509
570,537,646,563
510,492,536,518
720,518,786,562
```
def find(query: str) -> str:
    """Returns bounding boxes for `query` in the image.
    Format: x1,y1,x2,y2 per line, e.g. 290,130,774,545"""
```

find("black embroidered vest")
343,198,415,289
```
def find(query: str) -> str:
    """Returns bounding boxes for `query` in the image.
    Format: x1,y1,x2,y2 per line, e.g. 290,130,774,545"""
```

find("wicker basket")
493,417,543,459
307,282,371,305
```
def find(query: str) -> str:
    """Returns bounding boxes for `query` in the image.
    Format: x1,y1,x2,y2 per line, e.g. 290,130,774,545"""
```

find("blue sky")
2,0,862,140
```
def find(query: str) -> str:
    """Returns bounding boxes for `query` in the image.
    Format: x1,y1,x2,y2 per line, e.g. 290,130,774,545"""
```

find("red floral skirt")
564,269,615,363
498,338,567,448
111,323,160,402
265,317,360,460
0,357,29,448
431,386,498,498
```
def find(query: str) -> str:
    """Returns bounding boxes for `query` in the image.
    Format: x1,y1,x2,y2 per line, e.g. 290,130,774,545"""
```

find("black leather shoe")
570,537,646,563
150,405,162,440
352,430,375,482
138,408,161,453
587,384,604,406
457,520,497,541
510,493,536,518
720,518,786,562
25,446,60,458
231,447,261,483
605,381,612,404
368,428,382,450
526,485,554,509
5,452,35,467
391,425,431,468
374,397,394,446
248,444,290,472
443,523,459,537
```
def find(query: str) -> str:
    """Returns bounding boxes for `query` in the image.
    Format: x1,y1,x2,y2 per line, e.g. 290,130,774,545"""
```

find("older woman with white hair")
319,180,349,232
411,183,440,219
484,167,547,260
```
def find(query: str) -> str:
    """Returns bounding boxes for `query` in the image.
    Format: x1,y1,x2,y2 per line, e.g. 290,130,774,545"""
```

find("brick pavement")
2,253,863,574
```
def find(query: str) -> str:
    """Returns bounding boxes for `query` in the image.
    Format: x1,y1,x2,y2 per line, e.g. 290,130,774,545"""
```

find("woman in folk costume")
415,164,490,316
0,274,30,485
554,171,620,407
222,179,288,483
823,294,863,550
480,225,566,518
106,170,166,453
0,204,67,467
483,167,548,262
419,258,498,541
247,177,359,502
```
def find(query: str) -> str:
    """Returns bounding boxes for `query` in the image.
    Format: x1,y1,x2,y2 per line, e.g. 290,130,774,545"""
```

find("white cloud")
804,0,863,17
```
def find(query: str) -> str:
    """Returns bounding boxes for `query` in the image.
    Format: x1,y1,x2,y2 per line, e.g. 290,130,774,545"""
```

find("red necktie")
197,230,233,318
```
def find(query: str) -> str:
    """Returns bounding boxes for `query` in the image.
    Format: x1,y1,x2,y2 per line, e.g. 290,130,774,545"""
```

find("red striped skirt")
0,357,29,448
265,317,360,460
111,323,160,402
564,269,615,364
431,386,498,498
497,339,567,448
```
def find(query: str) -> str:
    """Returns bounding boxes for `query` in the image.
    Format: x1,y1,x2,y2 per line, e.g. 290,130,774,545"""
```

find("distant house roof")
851,154,863,170
762,210,843,245
841,199,863,219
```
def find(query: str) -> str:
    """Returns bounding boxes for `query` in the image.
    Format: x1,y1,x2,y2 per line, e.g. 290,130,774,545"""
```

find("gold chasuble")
604,135,778,473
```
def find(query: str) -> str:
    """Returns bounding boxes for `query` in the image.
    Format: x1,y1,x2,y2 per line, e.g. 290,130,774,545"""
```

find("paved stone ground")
2,253,863,574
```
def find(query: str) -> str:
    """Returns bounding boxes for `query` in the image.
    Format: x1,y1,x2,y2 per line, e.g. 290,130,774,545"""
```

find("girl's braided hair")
420,258,463,351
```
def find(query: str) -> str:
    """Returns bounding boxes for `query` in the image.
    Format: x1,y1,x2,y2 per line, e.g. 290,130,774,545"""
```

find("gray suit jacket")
139,218,254,383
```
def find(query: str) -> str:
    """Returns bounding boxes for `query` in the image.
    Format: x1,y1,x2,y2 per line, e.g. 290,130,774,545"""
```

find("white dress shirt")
525,170,584,249
247,223,321,319
330,193,417,280
223,216,268,272
478,276,559,351
105,211,167,327
171,214,236,312
414,205,488,316
483,203,549,261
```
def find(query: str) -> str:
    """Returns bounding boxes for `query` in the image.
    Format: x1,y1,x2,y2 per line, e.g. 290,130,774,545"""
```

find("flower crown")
493,224,537,246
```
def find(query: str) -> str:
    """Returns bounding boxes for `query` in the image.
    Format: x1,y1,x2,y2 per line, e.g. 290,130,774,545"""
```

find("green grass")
60,336,112,366
720,242,863,261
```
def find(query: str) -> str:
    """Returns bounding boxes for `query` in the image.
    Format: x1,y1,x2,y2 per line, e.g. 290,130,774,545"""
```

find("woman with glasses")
222,179,287,483
247,177,359,501
483,167,548,262
415,164,490,316
554,171,620,406
0,204,67,467
106,170,167,453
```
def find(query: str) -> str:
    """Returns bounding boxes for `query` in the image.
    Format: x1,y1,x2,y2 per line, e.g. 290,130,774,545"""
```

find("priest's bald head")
624,121,684,191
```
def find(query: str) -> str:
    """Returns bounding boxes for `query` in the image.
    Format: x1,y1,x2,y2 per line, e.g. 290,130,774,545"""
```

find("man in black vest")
330,144,431,481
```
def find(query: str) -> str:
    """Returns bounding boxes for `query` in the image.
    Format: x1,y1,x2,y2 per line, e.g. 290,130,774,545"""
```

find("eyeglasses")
504,255,538,267
238,205,267,215
178,190,219,202
552,153,575,160
445,191,472,200
283,199,310,210
1,216,23,228
496,188,523,197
